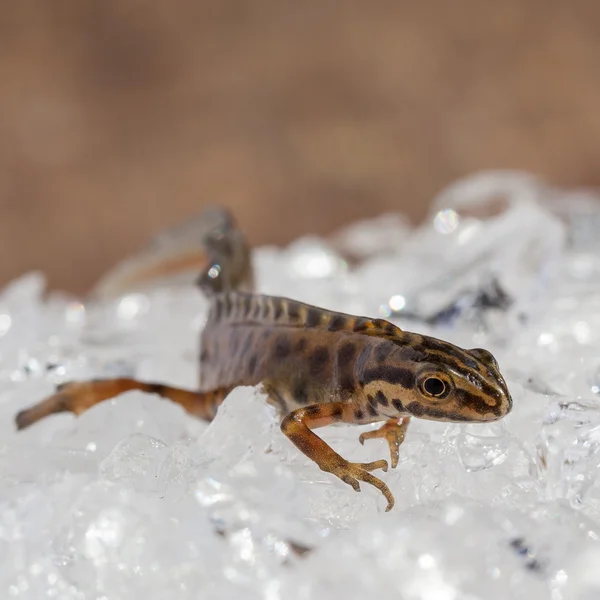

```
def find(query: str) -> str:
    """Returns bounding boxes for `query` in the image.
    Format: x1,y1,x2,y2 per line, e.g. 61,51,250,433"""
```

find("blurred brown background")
2,2,599,294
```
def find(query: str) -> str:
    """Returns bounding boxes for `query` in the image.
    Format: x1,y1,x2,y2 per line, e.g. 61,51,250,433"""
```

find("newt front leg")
359,417,410,469
280,402,395,511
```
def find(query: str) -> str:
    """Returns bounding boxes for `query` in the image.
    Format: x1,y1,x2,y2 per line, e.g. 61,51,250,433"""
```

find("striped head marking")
366,337,513,423
403,339,512,422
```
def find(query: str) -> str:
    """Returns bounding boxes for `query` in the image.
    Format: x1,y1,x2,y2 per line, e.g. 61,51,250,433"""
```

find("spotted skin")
14,215,513,512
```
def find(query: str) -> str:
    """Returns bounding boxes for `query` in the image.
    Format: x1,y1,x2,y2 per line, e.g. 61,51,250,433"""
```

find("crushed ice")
2,170,600,598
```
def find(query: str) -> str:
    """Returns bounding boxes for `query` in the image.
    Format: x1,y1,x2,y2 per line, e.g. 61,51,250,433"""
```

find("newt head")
364,336,513,424
398,340,513,423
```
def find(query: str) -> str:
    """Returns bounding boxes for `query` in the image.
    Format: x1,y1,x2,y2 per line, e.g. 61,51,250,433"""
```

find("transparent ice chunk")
51,390,202,458
278,499,553,600
99,433,170,493
330,212,411,262
2,174,600,598
53,480,220,599
361,171,566,338
284,237,348,280
537,398,600,519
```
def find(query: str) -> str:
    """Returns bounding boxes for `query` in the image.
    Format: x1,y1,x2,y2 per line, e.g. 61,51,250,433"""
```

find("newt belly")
14,209,513,511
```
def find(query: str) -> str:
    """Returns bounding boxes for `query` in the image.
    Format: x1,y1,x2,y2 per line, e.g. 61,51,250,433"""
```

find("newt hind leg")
280,402,395,511
15,378,229,430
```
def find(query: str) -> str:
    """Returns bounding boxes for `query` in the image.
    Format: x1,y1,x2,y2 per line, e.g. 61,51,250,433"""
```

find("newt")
14,209,513,511
91,206,254,299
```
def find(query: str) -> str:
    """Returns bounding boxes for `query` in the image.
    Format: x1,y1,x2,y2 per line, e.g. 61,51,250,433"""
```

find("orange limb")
15,378,229,430
359,417,411,469
280,402,395,511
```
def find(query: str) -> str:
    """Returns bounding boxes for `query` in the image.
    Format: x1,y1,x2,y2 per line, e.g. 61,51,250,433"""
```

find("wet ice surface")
3,171,600,598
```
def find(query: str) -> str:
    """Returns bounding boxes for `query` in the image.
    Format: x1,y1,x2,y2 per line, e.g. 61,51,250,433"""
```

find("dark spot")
354,407,365,420
372,318,390,329
293,381,309,404
149,383,166,395
384,322,398,336
294,337,307,352
431,354,473,376
510,538,528,555
331,405,343,419
402,346,428,363
337,342,358,396
273,335,292,360
305,307,322,328
454,388,502,417
259,299,270,320
374,343,392,363
285,431,313,454
362,366,415,389
422,337,478,369
410,344,426,355
353,317,372,333
309,346,330,377
200,348,209,363
288,302,301,321
263,299,273,319
478,380,503,405
305,404,322,418
366,394,379,416
422,337,452,354
375,391,388,406
288,541,312,557
509,538,544,574
230,331,241,354
245,295,256,318
239,295,251,318
338,342,357,363
527,560,543,573
405,401,424,417
248,355,258,376
251,300,262,320
339,375,355,396
212,298,222,321
405,401,472,422
391,399,404,412
328,315,347,331
222,294,232,317
274,299,284,320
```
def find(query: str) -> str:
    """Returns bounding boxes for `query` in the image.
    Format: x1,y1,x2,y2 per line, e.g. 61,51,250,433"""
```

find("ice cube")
360,171,566,338
99,433,170,493
52,390,203,458
330,212,411,262
278,499,552,600
3,175,600,598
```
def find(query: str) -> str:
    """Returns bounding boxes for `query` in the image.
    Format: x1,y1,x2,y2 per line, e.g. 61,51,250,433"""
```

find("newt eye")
423,377,446,397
